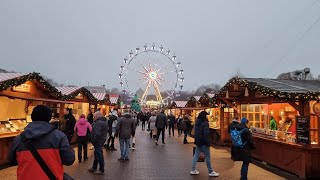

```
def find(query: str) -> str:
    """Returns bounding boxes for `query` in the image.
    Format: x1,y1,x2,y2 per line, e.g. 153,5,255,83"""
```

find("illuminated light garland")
217,77,320,101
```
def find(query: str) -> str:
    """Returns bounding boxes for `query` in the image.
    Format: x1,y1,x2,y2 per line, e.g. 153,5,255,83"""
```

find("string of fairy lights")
0,72,115,104
170,76,320,109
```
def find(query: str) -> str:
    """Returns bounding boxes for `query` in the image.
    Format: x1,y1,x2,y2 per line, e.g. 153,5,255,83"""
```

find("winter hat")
241,117,248,124
31,105,52,122
198,111,209,119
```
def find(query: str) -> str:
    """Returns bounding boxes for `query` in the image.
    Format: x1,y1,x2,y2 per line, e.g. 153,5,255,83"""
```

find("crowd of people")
8,104,254,180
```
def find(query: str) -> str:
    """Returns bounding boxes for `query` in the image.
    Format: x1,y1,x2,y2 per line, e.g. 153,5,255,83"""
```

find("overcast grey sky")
1,0,320,91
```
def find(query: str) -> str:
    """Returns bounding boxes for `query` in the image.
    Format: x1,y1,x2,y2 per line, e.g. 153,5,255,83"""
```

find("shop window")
241,104,264,128
310,115,319,145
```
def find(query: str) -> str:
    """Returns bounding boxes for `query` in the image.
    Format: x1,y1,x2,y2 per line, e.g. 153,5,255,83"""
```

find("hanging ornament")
245,87,249,97
226,91,229,98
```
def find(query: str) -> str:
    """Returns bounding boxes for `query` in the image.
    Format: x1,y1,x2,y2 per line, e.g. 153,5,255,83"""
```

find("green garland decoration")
218,77,320,101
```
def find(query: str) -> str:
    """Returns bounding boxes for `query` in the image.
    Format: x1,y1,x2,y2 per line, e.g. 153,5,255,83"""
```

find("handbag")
21,132,74,180
193,146,205,162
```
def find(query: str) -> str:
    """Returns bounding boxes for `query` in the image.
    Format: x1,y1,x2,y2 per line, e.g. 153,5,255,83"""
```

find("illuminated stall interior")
218,77,320,178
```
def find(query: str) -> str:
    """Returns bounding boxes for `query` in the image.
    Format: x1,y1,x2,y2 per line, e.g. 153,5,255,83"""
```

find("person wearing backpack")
190,111,219,177
228,116,240,159
8,105,75,180
231,117,255,180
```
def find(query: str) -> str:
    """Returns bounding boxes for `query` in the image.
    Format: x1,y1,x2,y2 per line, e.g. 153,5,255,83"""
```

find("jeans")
77,136,88,161
156,128,165,143
168,125,174,136
119,138,130,159
192,145,213,173
184,130,189,143
92,142,105,172
241,162,249,180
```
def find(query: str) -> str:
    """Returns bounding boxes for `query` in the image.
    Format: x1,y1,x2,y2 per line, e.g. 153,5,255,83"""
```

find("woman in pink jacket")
74,114,92,163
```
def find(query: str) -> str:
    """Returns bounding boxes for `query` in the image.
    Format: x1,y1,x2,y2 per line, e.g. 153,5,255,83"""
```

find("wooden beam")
220,97,238,112
288,101,300,112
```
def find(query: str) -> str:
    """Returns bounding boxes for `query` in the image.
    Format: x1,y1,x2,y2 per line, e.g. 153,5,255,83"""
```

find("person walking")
105,110,118,151
177,115,183,136
168,112,176,137
116,109,136,161
62,108,76,143
141,112,147,131
232,118,255,180
148,112,157,138
190,111,219,177
74,114,92,163
9,105,75,180
228,116,240,159
155,110,167,145
88,111,108,175
182,115,192,144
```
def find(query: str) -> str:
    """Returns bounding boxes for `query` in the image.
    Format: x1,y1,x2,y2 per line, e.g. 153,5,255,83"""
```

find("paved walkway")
0,127,296,180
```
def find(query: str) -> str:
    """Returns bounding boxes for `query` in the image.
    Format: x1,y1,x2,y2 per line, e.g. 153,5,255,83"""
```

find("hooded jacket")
194,118,211,147
8,121,75,180
116,113,136,139
232,119,255,163
74,118,92,137
108,115,118,134
91,117,108,144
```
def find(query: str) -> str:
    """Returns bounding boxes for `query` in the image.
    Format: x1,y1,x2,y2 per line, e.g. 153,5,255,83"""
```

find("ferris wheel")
119,44,184,104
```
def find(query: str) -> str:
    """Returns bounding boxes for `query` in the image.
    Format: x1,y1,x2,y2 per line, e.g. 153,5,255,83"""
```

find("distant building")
84,86,107,93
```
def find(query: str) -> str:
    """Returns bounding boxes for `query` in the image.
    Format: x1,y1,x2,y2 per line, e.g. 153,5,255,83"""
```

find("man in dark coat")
228,116,240,159
155,110,167,145
116,109,136,161
232,118,255,180
62,108,76,143
167,113,176,137
190,111,219,177
89,111,108,175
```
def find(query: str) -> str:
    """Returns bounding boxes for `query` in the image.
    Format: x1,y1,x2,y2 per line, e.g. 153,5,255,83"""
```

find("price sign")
296,116,310,145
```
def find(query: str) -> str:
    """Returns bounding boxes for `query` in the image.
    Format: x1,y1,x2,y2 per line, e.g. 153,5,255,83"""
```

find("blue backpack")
230,128,247,148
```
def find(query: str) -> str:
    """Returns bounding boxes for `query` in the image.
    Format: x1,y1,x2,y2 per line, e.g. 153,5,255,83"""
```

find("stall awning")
55,87,81,95
93,93,107,101
193,96,201,101
175,101,188,108
110,96,119,104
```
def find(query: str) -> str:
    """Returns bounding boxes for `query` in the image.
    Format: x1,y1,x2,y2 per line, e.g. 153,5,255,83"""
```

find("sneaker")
118,158,125,162
94,171,104,175
88,168,96,173
155,141,158,145
208,171,219,177
190,170,200,175
124,158,130,161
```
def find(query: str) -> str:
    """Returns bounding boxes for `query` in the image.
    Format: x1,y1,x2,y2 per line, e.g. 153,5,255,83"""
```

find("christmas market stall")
92,93,111,115
218,77,320,178
0,72,66,167
168,100,188,117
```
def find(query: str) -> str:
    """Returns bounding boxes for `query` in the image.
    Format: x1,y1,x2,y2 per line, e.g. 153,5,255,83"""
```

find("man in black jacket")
168,113,176,137
155,110,167,145
89,111,108,175
190,111,219,177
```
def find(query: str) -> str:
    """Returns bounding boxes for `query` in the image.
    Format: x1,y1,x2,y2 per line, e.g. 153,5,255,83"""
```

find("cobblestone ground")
0,127,298,180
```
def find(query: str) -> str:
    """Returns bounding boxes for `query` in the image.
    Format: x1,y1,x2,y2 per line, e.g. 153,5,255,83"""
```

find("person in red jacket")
8,105,75,180
74,114,92,163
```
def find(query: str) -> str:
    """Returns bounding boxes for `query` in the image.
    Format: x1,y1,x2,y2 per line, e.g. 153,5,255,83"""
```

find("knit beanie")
31,105,52,122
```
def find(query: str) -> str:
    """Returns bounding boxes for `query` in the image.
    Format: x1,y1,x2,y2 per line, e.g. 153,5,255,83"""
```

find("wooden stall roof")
170,101,188,108
55,86,97,102
219,77,320,101
0,72,64,99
